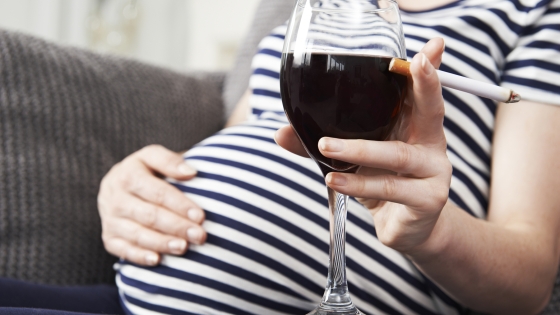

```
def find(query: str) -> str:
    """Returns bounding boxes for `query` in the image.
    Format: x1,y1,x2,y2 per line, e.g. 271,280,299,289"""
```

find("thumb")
409,52,446,145
274,125,309,158
420,37,445,69
134,145,197,180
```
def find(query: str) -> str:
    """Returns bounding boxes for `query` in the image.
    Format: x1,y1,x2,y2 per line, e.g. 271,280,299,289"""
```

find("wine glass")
280,0,407,314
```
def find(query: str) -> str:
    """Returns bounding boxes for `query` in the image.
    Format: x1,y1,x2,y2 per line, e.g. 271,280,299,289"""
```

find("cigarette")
389,58,521,103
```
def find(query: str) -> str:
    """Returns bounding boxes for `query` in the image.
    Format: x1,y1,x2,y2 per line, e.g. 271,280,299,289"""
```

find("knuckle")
382,176,398,199
141,144,164,155
356,176,367,196
423,181,449,211
395,142,412,170
153,185,168,206
116,171,135,191
132,226,145,245
434,186,449,210
114,200,133,217
104,220,128,242
354,140,368,159
99,188,136,219
434,102,446,120
378,230,398,248
142,205,160,228
433,161,452,210
123,171,145,193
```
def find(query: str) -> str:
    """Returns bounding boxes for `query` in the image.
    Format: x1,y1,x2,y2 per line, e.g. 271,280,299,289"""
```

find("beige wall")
0,0,260,72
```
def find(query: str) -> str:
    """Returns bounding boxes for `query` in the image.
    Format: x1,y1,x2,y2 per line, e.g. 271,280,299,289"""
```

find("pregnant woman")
98,0,560,314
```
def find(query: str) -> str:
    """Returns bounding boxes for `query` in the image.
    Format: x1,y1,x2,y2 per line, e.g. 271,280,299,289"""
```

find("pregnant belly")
179,119,330,247
117,119,329,313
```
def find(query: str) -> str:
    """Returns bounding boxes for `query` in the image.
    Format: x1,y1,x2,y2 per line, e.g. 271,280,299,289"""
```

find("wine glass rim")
298,0,399,13
286,49,401,57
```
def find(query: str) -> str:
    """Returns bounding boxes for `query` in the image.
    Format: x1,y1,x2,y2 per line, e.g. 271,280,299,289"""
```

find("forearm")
224,89,251,127
408,201,559,314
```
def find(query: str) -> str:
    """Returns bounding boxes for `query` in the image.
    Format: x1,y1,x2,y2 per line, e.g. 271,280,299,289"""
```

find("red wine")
280,53,408,174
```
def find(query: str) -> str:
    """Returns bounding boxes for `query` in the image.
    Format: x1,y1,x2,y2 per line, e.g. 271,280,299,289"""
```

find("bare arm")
225,89,251,127
409,100,560,314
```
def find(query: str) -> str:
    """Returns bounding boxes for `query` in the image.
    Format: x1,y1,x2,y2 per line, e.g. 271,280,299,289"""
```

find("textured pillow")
0,29,225,285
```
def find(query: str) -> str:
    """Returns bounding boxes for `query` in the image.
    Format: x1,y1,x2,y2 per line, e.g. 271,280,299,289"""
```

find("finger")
134,144,197,180
104,237,160,266
118,195,206,244
325,172,441,209
124,168,204,222
274,125,309,158
409,52,446,145
319,138,432,176
420,37,445,69
109,217,205,254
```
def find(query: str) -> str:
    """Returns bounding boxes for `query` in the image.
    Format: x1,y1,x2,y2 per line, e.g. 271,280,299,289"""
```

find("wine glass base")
307,304,365,315
307,307,365,315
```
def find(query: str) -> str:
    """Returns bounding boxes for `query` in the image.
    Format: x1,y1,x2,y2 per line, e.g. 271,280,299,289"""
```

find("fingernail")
319,138,344,152
168,239,187,253
178,163,196,176
145,254,158,266
187,208,203,223
420,53,433,75
327,173,347,186
187,227,204,243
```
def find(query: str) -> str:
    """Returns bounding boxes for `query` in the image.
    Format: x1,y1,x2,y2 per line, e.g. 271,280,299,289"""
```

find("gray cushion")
0,29,224,285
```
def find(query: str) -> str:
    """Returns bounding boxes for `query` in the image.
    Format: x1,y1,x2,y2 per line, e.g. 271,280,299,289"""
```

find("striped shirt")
116,1,560,314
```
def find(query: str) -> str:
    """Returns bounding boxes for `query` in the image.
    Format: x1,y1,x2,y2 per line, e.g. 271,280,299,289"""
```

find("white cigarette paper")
389,58,521,103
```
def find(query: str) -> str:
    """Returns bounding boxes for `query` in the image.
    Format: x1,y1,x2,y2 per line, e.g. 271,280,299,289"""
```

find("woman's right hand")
98,144,207,266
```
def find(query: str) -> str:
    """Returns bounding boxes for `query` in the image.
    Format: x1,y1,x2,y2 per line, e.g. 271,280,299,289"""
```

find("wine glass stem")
319,187,356,311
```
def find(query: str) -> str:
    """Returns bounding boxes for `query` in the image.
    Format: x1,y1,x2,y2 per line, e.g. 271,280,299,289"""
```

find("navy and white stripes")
117,0,560,314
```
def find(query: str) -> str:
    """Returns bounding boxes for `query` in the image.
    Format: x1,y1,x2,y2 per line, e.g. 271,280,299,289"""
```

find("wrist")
404,200,453,264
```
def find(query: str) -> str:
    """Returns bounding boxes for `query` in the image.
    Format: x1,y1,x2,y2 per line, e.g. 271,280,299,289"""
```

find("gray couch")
0,0,558,313
0,0,294,286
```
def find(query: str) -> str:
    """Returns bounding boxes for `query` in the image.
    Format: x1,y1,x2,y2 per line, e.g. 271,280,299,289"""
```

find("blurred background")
0,0,260,72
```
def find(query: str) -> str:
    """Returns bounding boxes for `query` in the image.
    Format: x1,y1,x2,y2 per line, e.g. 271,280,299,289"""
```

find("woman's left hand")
276,38,452,254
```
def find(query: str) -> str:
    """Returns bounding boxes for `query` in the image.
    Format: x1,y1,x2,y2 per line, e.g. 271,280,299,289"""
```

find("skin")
397,0,457,11
98,1,560,313
98,145,207,266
